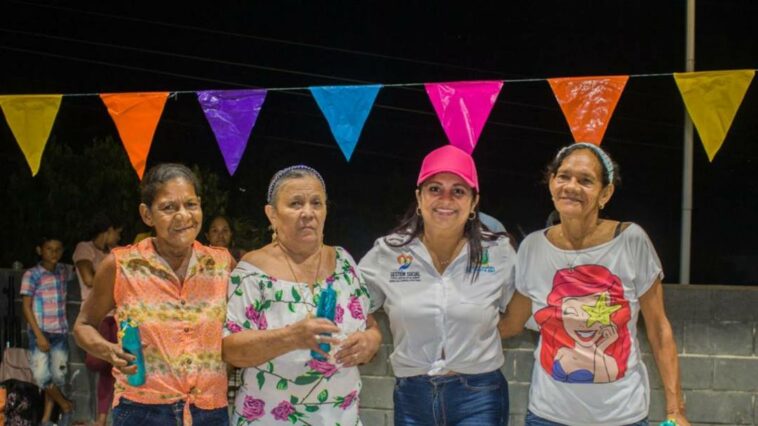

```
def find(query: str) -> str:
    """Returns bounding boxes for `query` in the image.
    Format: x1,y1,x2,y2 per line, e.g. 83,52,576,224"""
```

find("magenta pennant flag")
197,89,267,175
425,81,503,153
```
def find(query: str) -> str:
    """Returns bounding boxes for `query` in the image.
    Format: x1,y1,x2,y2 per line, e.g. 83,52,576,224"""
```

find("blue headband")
266,165,326,204
557,142,615,184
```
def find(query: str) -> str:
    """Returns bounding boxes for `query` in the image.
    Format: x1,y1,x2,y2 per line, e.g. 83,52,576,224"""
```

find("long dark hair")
385,192,500,281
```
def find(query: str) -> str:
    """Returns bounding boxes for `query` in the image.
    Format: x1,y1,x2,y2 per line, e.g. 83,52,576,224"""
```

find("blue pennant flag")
309,84,381,161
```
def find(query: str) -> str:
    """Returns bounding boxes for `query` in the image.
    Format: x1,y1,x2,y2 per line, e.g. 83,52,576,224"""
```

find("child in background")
20,236,74,426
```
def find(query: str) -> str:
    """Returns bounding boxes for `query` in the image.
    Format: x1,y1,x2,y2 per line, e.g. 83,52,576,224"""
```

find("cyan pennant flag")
197,89,267,175
310,84,381,161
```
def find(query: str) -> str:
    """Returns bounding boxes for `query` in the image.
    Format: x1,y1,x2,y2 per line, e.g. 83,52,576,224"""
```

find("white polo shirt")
359,233,516,377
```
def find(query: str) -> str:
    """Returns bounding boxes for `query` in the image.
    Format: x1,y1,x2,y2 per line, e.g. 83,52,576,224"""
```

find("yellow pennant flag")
0,95,63,175
674,70,754,161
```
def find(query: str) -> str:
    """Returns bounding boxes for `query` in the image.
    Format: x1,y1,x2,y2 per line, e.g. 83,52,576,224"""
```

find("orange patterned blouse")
111,238,232,424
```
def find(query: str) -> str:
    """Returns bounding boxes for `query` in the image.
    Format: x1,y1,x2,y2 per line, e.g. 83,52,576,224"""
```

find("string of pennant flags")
0,69,754,179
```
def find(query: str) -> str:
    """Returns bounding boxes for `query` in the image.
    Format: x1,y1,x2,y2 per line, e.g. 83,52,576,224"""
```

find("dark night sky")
1,1,757,284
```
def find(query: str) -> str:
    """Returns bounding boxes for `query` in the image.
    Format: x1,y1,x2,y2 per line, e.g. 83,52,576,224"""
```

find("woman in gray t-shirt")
515,143,690,426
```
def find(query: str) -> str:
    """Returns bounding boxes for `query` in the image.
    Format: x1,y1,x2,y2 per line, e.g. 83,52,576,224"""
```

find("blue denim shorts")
394,369,509,425
28,331,68,388
112,398,229,426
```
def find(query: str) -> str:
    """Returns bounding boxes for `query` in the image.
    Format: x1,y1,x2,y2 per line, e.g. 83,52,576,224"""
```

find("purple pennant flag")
197,89,267,175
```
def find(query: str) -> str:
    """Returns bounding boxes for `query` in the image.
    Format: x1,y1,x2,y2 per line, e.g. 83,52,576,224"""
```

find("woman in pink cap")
359,145,531,425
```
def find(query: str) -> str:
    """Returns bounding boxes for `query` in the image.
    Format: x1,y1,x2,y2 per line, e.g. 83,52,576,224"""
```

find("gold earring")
468,211,476,221
416,207,422,216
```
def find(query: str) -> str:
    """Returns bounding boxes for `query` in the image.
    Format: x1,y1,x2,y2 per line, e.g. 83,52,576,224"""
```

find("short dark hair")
140,163,200,206
37,235,62,248
88,212,122,240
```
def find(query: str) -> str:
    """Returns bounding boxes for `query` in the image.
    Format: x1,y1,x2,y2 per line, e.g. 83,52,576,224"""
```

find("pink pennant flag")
425,81,503,154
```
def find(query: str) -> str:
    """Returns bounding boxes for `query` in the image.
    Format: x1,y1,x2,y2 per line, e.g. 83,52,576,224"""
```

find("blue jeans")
28,331,68,388
525,410,648,426
112,398,229,426
394,370,508,425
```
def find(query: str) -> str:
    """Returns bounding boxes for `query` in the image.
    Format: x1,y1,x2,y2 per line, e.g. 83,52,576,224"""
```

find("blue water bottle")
120,319,146,386
311,283,337,361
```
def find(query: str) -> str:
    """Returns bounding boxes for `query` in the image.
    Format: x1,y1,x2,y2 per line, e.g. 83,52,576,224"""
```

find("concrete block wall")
357,285,758,426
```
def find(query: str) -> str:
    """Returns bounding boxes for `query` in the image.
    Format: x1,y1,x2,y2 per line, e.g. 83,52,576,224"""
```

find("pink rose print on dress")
226,320,242,333
348,296,364,319
241,396,265,421
271,400,295,421
340,390,358,410
245,305,269,330
307,359,338,378
334,304,344,324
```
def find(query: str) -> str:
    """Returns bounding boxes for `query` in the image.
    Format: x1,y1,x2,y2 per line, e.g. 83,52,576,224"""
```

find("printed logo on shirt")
389,252,421,283
475,248,496,273
533,264,631,384
397,253,413,270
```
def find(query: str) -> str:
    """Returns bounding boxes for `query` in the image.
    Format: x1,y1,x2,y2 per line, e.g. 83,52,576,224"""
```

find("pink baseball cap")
417,145,479,191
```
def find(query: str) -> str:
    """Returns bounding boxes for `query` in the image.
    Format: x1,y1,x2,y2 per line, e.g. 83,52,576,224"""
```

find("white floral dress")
224,247,369,426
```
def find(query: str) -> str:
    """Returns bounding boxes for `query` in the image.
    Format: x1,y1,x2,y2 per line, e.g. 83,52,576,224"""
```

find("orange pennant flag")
548,75,629,145
100,92,169,179
674,70,754,161
0,94,62,176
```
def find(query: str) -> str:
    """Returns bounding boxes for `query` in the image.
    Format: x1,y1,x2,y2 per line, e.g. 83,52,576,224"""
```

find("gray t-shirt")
516,223,662,426
360,233,516,377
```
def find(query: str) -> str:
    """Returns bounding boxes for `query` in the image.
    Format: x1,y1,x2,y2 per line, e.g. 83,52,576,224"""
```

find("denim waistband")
399,369,502,384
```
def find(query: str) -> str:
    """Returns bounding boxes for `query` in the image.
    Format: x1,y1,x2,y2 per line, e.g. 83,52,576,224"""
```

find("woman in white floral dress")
223,165,382,425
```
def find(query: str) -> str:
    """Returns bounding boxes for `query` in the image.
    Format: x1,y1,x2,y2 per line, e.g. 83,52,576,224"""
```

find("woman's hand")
103,341,137,375
334,328,381,367
290,317,341,359
666,411,690,426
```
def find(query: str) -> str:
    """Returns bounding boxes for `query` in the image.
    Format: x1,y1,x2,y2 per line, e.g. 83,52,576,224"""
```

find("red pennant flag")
100,92,169,179
548,76,629,145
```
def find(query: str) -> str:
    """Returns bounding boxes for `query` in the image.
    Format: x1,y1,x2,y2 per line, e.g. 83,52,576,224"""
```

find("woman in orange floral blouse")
74,163,233,426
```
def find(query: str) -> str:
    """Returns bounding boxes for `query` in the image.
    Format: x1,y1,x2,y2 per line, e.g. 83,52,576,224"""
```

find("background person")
72,212,122,426
20,235,74,426
205,215,245,261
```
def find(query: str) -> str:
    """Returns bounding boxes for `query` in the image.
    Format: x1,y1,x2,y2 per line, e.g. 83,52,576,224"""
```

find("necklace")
564,248,583,272
555,221,602,272
278,243,323,317
424,237,465,272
